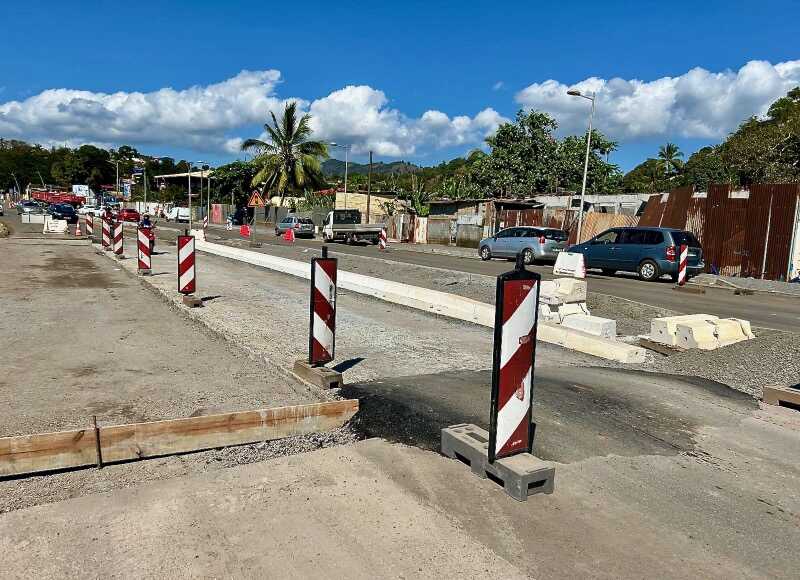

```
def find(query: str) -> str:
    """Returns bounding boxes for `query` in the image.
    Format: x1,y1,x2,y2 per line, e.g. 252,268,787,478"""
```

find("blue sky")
2,0,800,171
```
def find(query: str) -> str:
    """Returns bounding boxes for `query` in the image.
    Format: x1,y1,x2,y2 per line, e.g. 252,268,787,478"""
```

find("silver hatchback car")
275,215,315,238
479,227,569,264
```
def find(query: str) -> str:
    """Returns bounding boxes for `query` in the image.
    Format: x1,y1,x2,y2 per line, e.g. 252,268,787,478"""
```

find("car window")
495,228,514,238
671,231,699,247
620,229,647,244
299,218,314,224
522,228,541,238
593,230,619,244
643,231,664,245
543,229,568,241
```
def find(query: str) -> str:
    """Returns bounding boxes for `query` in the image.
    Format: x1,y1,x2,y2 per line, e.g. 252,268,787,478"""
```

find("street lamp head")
329,142,338,147
566,89,582,97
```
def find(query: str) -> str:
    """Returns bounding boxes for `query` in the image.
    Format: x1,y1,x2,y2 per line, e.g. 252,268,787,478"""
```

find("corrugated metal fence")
639,183,800,279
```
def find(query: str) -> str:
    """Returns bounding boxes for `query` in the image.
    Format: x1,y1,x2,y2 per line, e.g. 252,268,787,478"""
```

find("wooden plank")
0,428,97,477
762,386,800,410
638,338,686,356
0,400,359,478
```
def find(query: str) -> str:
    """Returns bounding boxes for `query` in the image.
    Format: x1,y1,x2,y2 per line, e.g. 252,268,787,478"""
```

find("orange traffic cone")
74,222,82,236
283,227,295,243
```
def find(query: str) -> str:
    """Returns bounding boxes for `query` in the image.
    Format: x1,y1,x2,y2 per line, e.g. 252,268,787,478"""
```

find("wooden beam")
0,400,359,478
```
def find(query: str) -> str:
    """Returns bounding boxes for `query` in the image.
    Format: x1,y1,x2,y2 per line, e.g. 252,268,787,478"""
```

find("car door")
505,228,530,257
615,229,648,272
585,229,621,269
491,228,516,257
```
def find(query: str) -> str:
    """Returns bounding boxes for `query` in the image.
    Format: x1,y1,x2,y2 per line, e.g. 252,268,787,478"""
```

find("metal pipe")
577,95,595,244
760,192,773,279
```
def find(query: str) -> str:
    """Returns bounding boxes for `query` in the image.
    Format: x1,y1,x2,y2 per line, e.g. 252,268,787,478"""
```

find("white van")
166,207,191,223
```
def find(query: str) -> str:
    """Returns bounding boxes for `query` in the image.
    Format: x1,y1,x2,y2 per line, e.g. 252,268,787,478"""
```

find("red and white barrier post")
292,246,343,389
677,244,688,286
309,246,337,366
137,227,152,275
488,254,541,463
102,217,111,251
379,228,387,251
113,221,124,258
84,214,93,240
178,235,201,306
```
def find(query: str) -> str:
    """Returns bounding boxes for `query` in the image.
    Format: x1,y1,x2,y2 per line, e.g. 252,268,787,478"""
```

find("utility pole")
207,166,211,224
188,167,192,231
367,150,372,222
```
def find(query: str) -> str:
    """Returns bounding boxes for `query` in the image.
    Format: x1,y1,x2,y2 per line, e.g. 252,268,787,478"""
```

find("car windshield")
671,231,700,247
299,218,314,224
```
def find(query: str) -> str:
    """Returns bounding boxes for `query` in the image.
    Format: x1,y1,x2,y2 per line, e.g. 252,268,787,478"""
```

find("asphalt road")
151,221,800,332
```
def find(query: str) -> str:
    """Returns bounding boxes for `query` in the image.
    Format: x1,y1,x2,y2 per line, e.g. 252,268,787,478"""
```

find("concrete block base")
561,314,616,340
293,359,343,390
182,295,203,308
441,424,555,501
115,254,126,260
103,246,112,252
137,269,152,276
762,385,800,410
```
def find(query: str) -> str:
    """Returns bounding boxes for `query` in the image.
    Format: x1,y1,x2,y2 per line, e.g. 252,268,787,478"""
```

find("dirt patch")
0,221,10,238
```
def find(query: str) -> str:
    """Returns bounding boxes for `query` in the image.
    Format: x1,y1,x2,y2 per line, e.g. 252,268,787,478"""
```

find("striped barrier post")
379,228,387,251
309,246,337,366
74,220,82,237
178,235,199,305
137,227,152,275
488,254,541,463
84,214,93,240
113,221,124,257
102,217,111,251
677,244,688,286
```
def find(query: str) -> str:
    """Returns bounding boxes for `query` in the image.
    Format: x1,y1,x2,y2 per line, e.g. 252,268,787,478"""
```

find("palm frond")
241,138,269,153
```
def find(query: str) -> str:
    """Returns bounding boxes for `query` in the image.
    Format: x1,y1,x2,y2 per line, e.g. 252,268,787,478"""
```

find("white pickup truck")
321,209,383,244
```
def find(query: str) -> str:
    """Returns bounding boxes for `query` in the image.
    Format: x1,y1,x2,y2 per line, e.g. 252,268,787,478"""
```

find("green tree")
241,102,329,217
211,161,257,206
658,142,684,177
556,130,622,193
470,110,560,196
679,146,732,190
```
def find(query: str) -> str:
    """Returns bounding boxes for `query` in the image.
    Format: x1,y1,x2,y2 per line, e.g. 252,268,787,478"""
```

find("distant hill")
322,158,420,176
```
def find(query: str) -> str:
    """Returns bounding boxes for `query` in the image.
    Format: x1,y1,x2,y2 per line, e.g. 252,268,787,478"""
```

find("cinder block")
561,314,616,340
182,295,203,308
676,320,719,350
539,278,587,305
556,302,589,322
441,424,555,501
712,319,747,346
650,314,718,346
293,359,343,390
729,318,755,339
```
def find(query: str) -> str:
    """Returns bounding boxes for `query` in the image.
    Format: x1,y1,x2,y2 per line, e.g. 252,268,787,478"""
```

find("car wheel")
479,246,491,261
601,269,616,276
522,248,535,265
638,260,660,282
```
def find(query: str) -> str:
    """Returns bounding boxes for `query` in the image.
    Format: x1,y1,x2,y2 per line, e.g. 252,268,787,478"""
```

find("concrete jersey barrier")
194,240,646,363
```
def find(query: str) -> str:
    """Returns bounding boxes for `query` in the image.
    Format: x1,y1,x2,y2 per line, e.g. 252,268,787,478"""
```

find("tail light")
539,235,546,244
665,245,676,262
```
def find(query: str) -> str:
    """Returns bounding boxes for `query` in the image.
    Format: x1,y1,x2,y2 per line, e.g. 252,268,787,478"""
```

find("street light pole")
188,166,192,231
567,89,596,244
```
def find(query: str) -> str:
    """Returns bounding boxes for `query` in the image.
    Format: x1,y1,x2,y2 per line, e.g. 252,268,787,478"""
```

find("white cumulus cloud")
0,71,507,158
515,59,800,141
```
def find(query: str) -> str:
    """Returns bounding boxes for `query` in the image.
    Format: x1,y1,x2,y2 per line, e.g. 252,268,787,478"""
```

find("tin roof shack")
334,190,400,224
427,198,543,247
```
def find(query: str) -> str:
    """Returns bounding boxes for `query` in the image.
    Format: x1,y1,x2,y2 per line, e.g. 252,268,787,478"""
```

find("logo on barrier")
309,253,337,366
488,264,541,463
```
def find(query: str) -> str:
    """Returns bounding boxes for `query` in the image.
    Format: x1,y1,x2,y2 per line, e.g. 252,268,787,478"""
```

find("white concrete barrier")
540,278,587,305
21,213,46,224
194,240,646,363
650,314,718,346
561,315,617,340
553,252,586,278
43,216,68,234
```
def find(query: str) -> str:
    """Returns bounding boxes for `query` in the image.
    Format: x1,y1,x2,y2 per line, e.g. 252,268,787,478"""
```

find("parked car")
47,203,78,224
166,207,191,223
276,215,315,238
118,208,141,223
567,226,704,282
478,227,569,264
17,201,44,215
77,205,100,216
321,209,382,244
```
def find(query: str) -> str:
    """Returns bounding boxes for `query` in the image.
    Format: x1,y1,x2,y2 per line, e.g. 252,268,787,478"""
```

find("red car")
118,208,141,222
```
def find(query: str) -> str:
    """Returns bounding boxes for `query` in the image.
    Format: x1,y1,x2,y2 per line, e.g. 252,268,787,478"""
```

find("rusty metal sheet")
638,194,665,227
568,213,639,244
661,186,693,229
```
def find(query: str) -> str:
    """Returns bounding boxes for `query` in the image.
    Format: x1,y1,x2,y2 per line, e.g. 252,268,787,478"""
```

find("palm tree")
241,102,329,219
658,142,684,178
